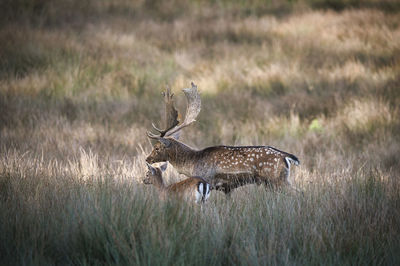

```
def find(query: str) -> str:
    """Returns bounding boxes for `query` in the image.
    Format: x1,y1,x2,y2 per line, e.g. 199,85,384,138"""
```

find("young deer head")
143,162,168,188
145,82,300,195
144,162,211,203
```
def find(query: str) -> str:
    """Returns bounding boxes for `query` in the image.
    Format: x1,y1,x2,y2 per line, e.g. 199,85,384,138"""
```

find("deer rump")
167,177,210,203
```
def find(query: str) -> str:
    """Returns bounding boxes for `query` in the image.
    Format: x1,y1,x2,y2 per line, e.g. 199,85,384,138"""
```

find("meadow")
1,0,400,264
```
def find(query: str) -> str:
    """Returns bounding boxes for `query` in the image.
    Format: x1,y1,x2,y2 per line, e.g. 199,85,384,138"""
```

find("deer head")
146,82,201,164
143,162,168,186
145,139,173,164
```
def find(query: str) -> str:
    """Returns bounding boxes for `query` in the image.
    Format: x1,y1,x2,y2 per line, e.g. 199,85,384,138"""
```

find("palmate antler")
164,82,201,137
147,82,201,140
151,86,179,137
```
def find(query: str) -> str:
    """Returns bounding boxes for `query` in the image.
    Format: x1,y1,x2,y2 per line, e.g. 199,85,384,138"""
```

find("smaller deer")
143,162,211,204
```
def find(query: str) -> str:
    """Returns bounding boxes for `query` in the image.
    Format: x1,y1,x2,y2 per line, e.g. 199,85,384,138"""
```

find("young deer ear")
146,162,156,175
158,138,171,148
159,162,168,172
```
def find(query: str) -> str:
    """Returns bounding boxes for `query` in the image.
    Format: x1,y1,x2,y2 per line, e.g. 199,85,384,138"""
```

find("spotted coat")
146,138,300,195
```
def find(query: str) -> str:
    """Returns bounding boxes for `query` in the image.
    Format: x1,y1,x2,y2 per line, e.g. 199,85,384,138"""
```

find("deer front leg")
213,183,233,199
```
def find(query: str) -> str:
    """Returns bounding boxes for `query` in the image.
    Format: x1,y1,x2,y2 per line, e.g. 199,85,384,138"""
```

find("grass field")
1,0,400,264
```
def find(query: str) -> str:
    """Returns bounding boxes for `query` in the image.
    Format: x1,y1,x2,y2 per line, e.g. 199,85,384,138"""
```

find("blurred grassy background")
0,0,399,264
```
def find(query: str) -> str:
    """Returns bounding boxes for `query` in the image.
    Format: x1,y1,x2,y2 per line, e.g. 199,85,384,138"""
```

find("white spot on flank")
250,158,254,162
259,163,263,167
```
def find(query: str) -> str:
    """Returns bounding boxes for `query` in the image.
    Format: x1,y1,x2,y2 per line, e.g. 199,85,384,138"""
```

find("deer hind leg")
260,167,284,191
280,166,303,195
261,167,300,194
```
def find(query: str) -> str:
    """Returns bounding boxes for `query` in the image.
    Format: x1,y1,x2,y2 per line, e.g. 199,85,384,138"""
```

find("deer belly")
212,172,259,186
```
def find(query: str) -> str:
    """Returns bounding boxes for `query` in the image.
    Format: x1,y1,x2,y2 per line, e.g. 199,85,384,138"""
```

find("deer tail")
284,154,300,168
198,182,211,203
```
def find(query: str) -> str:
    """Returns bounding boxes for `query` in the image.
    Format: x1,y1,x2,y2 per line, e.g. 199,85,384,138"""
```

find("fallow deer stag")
146,82,300,195
144,162,211,203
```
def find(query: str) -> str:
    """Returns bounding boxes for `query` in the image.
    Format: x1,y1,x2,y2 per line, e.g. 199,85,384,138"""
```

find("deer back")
192,145,300,188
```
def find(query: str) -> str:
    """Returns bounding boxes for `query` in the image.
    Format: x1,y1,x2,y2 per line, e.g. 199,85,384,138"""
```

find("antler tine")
147,131,161,139
152,122,177,137
152,123,164,133
165,82,201,137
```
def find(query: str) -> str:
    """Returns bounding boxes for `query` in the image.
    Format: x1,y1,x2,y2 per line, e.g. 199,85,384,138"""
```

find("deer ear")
146,162,156,175
159,162,168,172
158,138,171,147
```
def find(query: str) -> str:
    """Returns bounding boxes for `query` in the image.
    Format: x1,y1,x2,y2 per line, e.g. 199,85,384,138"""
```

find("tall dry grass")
1,0,400,264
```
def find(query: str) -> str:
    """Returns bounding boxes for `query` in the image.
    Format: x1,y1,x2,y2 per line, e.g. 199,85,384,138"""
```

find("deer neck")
153,175,166,191
167,140,199,176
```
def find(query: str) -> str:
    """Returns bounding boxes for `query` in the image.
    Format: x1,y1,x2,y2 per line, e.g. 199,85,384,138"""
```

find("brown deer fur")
143,162,211,203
